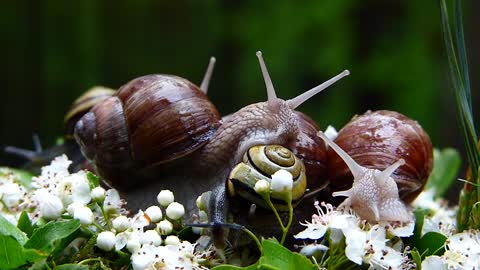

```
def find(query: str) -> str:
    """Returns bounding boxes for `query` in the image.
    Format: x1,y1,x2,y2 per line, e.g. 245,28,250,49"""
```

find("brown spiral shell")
327,110,433,203
74,74,221,190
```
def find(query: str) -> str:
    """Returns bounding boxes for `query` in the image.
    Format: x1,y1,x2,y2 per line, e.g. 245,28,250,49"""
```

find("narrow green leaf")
86,172,100,189
410,248,422,270
0,214,28,245
211,263,259,270
426,148,461,197
24,220,81,255
17,211,34,237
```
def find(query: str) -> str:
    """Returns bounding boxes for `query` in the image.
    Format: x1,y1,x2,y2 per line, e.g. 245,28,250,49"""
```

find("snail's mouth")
227,178,302,211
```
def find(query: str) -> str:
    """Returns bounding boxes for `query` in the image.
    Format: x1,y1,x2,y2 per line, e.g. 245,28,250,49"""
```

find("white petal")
294,225,327,240
421,256,447,270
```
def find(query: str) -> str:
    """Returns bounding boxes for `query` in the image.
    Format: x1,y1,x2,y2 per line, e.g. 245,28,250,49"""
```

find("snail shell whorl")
74,74,221,189
327,110,433,203
228,145,307,210
64,86,115,140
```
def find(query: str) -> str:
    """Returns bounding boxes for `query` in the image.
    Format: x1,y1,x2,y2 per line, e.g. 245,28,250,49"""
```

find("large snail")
73,52,349,245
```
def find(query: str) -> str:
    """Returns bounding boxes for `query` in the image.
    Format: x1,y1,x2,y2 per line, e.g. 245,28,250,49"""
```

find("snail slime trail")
73,52,350,247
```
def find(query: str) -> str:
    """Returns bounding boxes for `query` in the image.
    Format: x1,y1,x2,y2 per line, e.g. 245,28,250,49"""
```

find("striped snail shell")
227,145,307,211
64,86,115,140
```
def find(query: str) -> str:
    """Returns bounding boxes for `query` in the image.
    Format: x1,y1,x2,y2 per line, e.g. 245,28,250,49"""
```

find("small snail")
73,51,350,244
227,145,307,211
325,110,433,204
4,86,116,172
318,110,433,222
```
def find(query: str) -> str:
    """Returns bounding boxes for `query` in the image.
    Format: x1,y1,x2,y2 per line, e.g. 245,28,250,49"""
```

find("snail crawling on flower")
73,51,350,246
318,110,433,222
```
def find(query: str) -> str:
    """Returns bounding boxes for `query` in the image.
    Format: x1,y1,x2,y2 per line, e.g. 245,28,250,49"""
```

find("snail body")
73,52,350,236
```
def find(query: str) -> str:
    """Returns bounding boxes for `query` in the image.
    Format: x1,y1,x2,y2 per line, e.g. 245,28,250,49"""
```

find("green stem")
280,200,294,245
242,227,263,253
78,257,102,265
96,202,112,231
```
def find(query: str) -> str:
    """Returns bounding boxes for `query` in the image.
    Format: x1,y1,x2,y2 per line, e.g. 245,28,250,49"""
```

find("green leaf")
17,211,34,237
415,232,447,257
86,172,100,189
410,248,422,270
258,239,316,270
0,234,27,269
426,148,461,197
54,264,89,270
0,214,28,245
212,263,258,270
0,235,46,270
24,220,81,255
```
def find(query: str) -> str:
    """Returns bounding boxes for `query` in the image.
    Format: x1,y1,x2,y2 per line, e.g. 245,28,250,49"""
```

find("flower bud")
157,190,174,207
254,179,270,194
140,230,162,246
74,205,94,225
96,231,116,251
91,186,106,201
157,220,173,235
270,170,293,194
164,235,180,246
113,216,130,232
145,206,162,223
166,202,185,220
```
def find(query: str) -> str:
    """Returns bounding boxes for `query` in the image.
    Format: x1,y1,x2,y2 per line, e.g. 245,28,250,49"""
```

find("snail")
4,86,116,172
73,51,350,244
227,145,307,211
318,110,433,222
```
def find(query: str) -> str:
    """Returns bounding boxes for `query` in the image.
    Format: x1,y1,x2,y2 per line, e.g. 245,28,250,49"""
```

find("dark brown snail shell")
326,110,433,203
291,111,328,190
74,74,222,190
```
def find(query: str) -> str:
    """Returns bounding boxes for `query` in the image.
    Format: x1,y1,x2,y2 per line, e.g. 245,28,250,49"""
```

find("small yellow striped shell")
227,145,307,211
64,86,115,140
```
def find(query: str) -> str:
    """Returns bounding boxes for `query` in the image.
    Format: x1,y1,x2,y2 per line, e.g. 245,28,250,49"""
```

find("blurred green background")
1,1,478,199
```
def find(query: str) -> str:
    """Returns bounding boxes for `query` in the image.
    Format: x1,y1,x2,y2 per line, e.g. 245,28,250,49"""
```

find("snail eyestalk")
200,56,216,93
256,51,280,110
377,159,405,185
317,130,364,179
287,70,350,110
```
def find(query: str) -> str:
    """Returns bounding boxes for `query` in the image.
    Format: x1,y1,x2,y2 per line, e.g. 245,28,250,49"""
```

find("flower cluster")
295,201,415,269
0,155,221,270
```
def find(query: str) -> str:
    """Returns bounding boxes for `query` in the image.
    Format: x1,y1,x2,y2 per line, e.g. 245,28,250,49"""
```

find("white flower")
0,182,24,208
140,230,162,246
164,235,181,246
270,170,293,195
58,172,91,206
34,189,64,220
379,220,415,237
298,243,328,257
254,179,270,194
131,210,150,233
115,231,129,251
196,195,205,211
166,202,185,220
295,201,353,240
103,189,122,214
37,155,71,182
324,125,338,142
96,231,116,251
157,219,173,235
73,205,94,225
145,206,162,223
113,216,130,232
131,244,156,270
421,255,447,270
66,202,84,215
126,233,141,253
91,187,106,201
444,230,480,269
157,190,174,207
413,189,456,237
